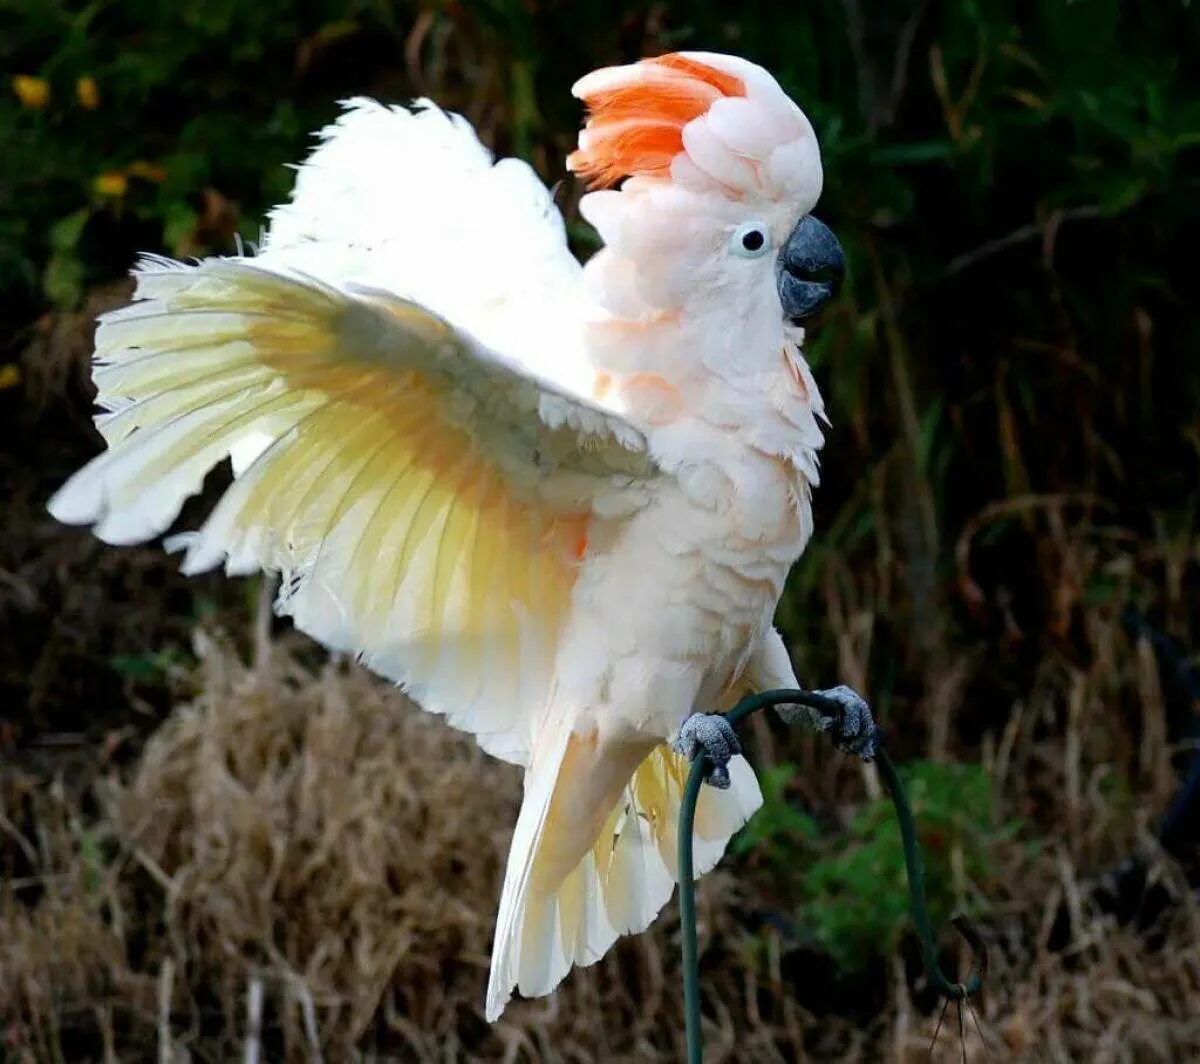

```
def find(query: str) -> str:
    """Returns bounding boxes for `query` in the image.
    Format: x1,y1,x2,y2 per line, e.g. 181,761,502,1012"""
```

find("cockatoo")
50,51,873,1019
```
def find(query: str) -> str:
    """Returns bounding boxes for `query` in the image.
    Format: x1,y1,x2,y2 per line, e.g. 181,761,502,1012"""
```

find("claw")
672,713,741,789
775,685,878,760
812,684,878,761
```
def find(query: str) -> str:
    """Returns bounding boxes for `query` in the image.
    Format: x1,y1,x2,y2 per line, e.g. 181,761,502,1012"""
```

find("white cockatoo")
50,51,873,1019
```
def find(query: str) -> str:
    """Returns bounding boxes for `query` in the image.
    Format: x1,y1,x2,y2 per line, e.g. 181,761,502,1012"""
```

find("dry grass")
0,629,751,1061
2,606,1198,1061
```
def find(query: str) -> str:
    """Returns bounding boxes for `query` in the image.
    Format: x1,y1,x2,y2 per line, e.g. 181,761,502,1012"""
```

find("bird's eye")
731,220,770,259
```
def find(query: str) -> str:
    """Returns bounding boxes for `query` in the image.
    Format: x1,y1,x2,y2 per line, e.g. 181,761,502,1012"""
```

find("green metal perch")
677,688,987,1064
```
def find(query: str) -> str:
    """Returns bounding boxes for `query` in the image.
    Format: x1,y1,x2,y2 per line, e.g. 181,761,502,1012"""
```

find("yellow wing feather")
50,257,653,765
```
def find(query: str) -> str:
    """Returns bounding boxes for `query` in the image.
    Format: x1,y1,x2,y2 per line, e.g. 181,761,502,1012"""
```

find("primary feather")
51,256,650,763
50,51,832,1020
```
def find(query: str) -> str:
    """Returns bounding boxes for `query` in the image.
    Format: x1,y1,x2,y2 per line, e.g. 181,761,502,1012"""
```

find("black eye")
731,220,771,258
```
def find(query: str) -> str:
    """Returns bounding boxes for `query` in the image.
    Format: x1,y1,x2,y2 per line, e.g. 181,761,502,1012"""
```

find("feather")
50,259,655,765
568,53,746,188
485,736,761,1019
261,98,589,392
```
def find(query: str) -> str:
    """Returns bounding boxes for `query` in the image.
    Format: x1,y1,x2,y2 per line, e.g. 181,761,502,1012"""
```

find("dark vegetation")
2,1,1199,1059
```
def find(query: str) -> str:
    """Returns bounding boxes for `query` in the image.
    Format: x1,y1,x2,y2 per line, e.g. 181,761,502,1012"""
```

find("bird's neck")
584,311,825,487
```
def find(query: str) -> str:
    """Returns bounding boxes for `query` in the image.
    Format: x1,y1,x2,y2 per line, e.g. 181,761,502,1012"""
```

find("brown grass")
1,630,729,1061
2,606,1199,1061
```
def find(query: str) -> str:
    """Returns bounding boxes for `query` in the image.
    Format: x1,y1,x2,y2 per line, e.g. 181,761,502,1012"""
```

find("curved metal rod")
872,742,988,1000
678,688,986,1064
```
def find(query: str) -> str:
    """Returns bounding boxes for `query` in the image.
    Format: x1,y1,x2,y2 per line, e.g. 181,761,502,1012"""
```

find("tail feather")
486,720,574,1020
486,730,761,1020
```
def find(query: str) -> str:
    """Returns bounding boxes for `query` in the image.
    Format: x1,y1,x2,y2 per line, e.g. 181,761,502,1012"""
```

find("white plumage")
263,97,590,394
50,51,832,1020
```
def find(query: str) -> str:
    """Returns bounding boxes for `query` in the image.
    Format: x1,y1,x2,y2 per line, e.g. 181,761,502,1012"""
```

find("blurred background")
3,1,1199,1060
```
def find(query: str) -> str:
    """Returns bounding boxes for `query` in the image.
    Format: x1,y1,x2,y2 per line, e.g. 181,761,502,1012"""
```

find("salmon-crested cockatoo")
49,51,875,1018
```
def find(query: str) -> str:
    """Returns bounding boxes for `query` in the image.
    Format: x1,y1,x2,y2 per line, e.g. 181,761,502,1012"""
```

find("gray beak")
776,215,844,322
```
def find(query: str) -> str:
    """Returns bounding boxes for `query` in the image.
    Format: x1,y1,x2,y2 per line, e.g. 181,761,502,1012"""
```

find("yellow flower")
12,75,49,109
0,364,21,391
76,75,100,110
94,171,128,197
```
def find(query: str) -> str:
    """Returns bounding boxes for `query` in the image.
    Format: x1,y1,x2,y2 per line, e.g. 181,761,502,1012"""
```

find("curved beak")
776,215,844,322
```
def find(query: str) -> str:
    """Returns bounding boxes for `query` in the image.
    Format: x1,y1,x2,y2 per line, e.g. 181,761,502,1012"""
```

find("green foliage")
739,760,1022,972
1,0,389,313
731,762,821,863
109,647,190,682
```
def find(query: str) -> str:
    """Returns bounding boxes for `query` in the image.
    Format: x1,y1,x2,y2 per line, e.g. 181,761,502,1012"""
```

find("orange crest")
568,54,746,189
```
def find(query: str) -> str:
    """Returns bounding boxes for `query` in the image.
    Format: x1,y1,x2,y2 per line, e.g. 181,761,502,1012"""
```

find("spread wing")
50,257,655,766
52,98,654,766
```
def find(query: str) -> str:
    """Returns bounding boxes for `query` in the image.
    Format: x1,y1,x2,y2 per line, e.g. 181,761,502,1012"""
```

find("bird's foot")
672,713,741,789
813,685,878,761
777,684,879,761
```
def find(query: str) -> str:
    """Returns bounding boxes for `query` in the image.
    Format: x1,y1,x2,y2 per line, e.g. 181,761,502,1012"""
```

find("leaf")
110,649,187,681
43,209,89,307
918,396,946,475
49,208,88,250
78,828,104,894
870,140,957,166
163,203,200,255
1094,174,1149,215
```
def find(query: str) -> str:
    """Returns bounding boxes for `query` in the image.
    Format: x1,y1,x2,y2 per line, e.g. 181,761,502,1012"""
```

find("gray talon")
811,684,878,761
706,762,731,789
673,713,741,789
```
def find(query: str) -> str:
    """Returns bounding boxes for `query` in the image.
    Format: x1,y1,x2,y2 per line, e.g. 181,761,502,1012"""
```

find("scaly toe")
672,713,741,789
812,684,879,761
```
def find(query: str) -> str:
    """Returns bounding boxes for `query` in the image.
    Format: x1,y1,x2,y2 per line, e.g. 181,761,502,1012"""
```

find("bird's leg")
777,684,879,761
672,713,741,789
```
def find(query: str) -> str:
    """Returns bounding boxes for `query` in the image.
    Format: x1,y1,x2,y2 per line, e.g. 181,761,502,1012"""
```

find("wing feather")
51,258,655,764
52,97,655,765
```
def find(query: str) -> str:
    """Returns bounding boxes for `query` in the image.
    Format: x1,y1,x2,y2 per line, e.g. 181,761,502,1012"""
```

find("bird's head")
569,52,843,351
